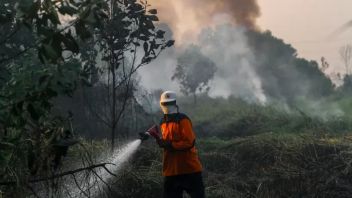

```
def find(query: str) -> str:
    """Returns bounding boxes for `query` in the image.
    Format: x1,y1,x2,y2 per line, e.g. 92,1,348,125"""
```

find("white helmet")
160,91,178,114
160,91,177,104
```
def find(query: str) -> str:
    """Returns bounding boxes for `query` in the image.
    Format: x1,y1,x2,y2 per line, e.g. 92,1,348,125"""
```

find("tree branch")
71,173,90,198
0,163,115,186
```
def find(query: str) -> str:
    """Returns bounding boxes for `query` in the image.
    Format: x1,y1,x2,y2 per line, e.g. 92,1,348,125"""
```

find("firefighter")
157,91,205,198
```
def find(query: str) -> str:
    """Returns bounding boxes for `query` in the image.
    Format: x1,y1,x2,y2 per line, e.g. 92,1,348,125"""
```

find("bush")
177,96,352,138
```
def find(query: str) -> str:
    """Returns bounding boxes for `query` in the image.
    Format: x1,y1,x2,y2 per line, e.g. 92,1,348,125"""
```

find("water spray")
62,125,160,197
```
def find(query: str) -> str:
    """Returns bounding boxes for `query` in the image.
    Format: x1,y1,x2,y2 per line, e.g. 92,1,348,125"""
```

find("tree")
172,46,216,104
340,44,352,75
0,0,135,196
340,75,352,95
0,0,106,65
76,0,174,150
245,30,335,103
320,57,330,72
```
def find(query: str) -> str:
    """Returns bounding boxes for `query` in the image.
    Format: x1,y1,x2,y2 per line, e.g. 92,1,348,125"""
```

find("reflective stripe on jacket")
160,113,203,176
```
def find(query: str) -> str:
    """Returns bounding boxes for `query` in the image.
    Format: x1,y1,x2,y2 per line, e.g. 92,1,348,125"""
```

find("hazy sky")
257,0,352,75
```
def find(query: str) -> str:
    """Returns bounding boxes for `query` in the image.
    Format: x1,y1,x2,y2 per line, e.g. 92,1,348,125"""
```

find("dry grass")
110,134,352,198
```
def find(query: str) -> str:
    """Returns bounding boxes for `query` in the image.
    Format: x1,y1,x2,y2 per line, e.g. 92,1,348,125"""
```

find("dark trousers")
163,172,205,198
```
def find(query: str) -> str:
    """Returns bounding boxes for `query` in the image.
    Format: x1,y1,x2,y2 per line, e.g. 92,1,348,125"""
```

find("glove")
138,132,149,141
147,125,161,140
156,139,173,150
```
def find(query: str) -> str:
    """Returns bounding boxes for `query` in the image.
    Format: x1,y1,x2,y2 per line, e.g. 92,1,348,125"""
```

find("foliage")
172,46,216,103
96,0,174,67
0,0,172,196
58,0,175,149
0,54,83,196
0,0,106,64
338,75,352,95
177,95,352,138
339,44,352,75
246,30,335,103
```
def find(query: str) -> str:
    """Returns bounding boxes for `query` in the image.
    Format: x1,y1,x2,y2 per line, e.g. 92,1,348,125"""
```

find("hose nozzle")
139,125,161,141
139,132,150,141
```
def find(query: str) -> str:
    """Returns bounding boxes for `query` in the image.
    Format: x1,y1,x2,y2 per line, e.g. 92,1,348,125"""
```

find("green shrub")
177,96,352,138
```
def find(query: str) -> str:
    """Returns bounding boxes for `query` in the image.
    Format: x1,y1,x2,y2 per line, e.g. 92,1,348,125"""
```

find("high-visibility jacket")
160,113,203,176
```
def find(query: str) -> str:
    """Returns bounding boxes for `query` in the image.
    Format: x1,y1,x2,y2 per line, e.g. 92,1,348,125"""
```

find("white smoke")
138,24,267,104
199,25,266,103
137,48,179,92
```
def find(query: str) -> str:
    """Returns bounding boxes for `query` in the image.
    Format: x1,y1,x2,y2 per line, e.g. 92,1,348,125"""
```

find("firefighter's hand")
157,139,172,150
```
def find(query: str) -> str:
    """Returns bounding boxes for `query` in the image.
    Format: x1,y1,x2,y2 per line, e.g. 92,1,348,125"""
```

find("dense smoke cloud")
138,0,336,117
139,0,263,102
214,0,260,29
138,0,264,103
138,24,267,104
199,26,266,103
149,0,260,44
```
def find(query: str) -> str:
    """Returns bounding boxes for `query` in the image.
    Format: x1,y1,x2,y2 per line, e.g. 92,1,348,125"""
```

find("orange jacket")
160,113,203,176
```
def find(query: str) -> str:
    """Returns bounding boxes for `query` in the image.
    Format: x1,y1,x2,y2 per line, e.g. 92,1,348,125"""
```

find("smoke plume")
138,24,267,104
149,0,261,44
136,0,343,118
199,25,266,103
138,0,264,104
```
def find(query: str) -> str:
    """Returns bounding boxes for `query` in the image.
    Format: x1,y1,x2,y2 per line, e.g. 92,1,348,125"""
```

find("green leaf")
0,151,12,167
45,88,58,97
49,10,61,25
18,0,39,18
83,12,97,24
39,75,50,85
27,103,39,120
38,47,46,63
43,44,60,61
165,40,175,47
140,35,149,41
156,30,165,39
75,22,92,40
81,77,92,87
148,9,157,15
0,13,11,24
147,15,159,22
142,57,152,64
58,6,78,16
62,33,79,53
69,0,81,7
143,42,149,54
133,42,141,46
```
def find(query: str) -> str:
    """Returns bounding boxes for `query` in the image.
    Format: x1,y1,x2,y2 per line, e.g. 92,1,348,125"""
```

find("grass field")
110,133,352,198
62,96,352,198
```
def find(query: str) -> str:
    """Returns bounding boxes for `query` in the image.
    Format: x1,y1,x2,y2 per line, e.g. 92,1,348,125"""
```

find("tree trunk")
193,93,197,105
111,123,116,151
111,50,116,152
